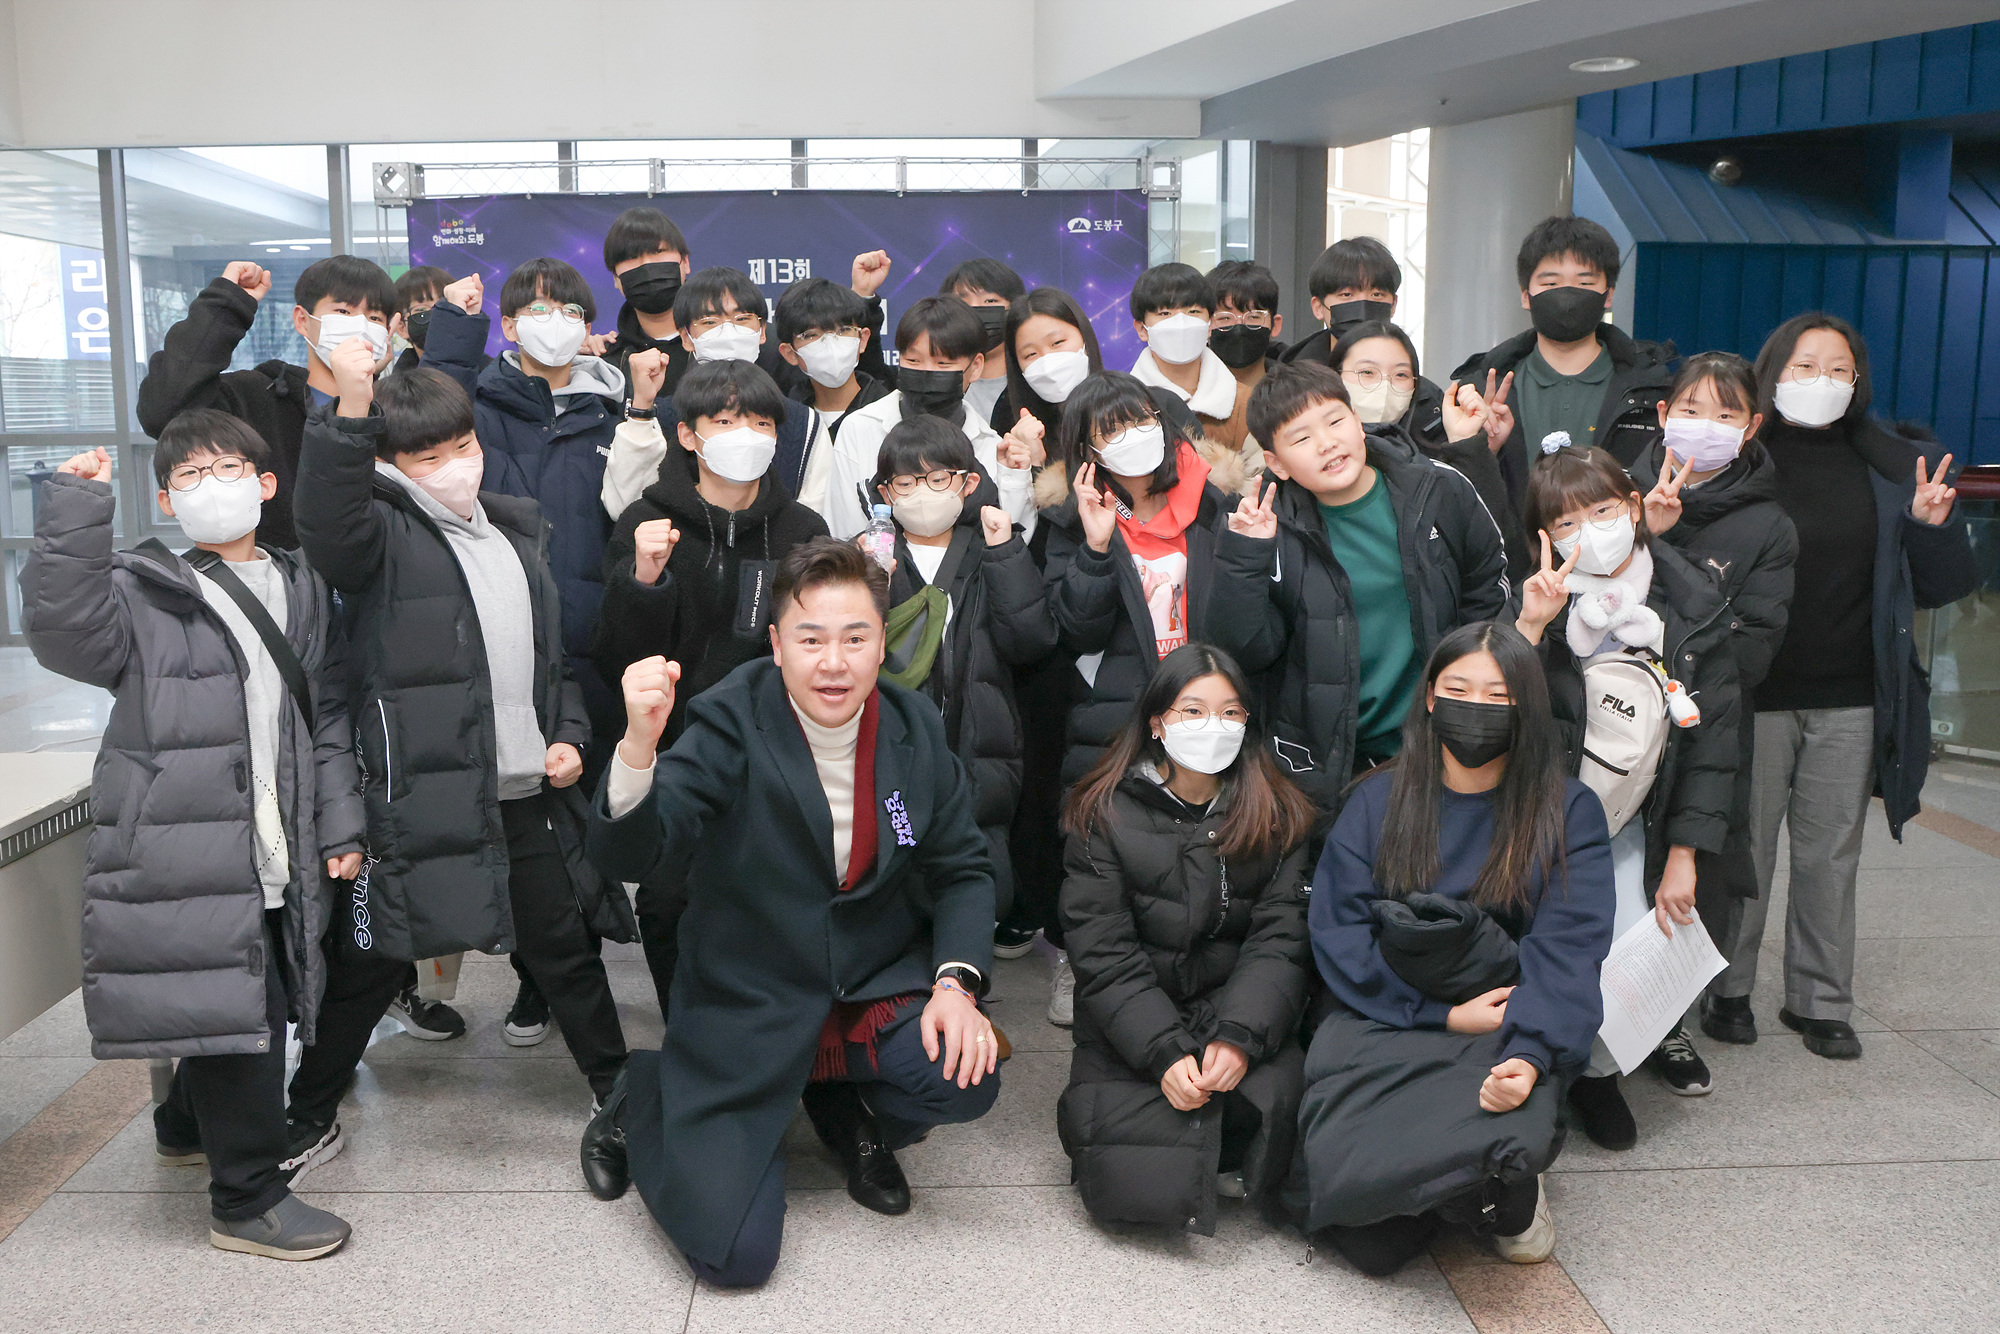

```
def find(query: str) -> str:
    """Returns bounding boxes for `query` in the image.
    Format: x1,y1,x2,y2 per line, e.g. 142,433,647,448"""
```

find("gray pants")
1714,707,1874,1020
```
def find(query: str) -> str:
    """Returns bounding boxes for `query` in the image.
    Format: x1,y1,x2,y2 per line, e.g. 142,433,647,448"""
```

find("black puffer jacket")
1539,539,1741,893
593,444,829,743
886,503,1057,918
1629,443,1798,899
1208,438,1510,813
294,407,604,960
1057,770,1311,1233
21,473,364,1057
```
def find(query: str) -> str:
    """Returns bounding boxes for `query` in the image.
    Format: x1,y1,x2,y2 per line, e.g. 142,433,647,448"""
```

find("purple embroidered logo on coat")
885,791,916,846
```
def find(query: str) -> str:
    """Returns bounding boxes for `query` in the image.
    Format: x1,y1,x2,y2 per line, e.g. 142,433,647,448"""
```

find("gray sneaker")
1048,950,1074,1028
210,1193,351,1261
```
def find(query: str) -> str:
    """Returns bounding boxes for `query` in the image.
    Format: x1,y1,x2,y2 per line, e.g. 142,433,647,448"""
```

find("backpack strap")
185,548,315,731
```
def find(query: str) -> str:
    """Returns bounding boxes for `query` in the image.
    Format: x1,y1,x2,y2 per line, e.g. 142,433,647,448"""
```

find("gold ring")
975,1035,988,1043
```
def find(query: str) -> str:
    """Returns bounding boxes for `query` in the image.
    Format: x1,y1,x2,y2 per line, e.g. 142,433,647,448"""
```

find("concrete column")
1250,142,1329,339
1423,104,1574,377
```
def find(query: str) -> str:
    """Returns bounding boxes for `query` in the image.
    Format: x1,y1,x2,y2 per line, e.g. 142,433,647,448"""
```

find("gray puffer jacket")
20,472,365,1058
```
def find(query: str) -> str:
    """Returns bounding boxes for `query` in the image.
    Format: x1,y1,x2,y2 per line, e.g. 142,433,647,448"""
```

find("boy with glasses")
1205,260,1286,393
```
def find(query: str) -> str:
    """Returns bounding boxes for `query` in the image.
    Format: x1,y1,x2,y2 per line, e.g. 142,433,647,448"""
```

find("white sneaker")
1215,1171,1247,1199
1491,1175,1554,1264
1048,951,1074,1027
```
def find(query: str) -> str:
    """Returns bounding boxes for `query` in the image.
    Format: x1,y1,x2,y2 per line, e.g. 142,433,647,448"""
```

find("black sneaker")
1645,1023,1713,1095
278,1116,344,1187
1567,1074,1637,1150
1700,993,1757,1045
504,978,551,1047
1779,1008,1863,1060
992,922,1038,959
388,981,467,1041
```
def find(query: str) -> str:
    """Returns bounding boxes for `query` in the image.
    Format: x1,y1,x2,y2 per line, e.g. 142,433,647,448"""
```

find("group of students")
21,202,1975,1282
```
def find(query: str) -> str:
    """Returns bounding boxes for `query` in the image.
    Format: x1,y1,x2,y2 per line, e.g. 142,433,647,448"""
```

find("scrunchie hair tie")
1540,431,1572,455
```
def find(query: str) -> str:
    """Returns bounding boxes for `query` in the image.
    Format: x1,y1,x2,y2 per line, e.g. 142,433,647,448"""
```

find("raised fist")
628,348,667,411
632,517,679,584
223,262,272,302
441,273,483,316
851,250,892,298
57,445,113,483
979,505,1013,547
328,335,379,412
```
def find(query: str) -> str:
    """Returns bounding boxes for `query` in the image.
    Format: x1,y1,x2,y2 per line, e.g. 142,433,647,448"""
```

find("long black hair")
1002,287,1104,440
1751,311,1871,430
1375,622,1569,912
1054,370,1190,510
1064,643,1315,860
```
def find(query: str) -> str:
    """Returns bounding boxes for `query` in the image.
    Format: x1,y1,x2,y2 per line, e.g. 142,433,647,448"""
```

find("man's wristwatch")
935,966,983,999
624,403,656,421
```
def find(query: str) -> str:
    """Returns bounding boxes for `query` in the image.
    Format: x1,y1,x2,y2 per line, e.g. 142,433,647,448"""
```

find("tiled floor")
2,647,1998,1332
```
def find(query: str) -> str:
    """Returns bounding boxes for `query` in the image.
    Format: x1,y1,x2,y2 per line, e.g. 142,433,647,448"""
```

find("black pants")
290,886,406,1127
1320,1175,1540,1277
633,872,687,1021
501,791,627,1098
1004,655,1079,948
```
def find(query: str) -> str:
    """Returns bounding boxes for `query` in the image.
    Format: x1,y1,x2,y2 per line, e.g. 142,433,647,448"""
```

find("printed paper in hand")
1596,909,1727,1075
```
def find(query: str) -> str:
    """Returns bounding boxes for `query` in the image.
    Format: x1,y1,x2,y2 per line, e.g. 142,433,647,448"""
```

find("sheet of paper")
1596,908,1727,1075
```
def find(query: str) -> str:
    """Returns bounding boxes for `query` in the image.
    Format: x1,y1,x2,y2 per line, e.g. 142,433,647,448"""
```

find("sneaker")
388,981,467,1041
1645,1023,1713,1095
1490,1176,1554,1264
278,1116,344,1187
1047,950,1074,1028
993,922,1039,959
210,1192,351,1261
1216,1171,1248,1200
155,1137,206,1167
504,979,551,1047
1779,1007,1863,1060
1566,1074,1637,1150
1700,992,1757,1045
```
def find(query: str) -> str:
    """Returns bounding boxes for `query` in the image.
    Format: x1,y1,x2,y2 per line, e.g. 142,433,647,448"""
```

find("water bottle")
861,503,897,573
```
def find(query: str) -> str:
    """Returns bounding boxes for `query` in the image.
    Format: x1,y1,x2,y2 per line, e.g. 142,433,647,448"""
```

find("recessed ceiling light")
1570,56,1641,74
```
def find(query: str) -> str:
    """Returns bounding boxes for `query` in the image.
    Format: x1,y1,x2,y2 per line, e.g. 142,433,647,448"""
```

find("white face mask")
513,310,587,368
891,487,962,538
309,311,388,367
693,323,762,364
796,333,860,388
1553,511,1636,577
1159,718,1246,775
171,473,264,544
1145,313,1211,366
1022,349,1090,403
1773,376,1854,428
1343,377,1414,426
1095,421,1166,478
695,426,776,483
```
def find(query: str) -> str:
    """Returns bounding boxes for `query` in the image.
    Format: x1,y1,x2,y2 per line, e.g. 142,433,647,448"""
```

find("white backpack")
1578,653,1672,836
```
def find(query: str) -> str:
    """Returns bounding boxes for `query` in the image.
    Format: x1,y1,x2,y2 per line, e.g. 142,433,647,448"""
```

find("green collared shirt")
1516,344,1612,454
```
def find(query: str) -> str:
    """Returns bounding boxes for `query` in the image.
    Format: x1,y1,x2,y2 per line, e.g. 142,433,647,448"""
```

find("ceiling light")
1570,56,1641,74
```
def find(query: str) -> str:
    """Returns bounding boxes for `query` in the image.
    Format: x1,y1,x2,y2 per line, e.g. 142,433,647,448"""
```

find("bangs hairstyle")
674,359,789,429
1064,642,1315,861
1515,215,1621,289
395,265,452,311
499,257,597,323
1375,622,1570,913
1751,311,1872,427
939,257,1025,302
602,206,688,271
1308,237,1400,299
873,415,976,489
1056,370,1185,507
1246,360,1352,449
774,535,891,620
1329,319,1421,378
895,295,987,361
374,368,476,461
1525,443,1650,548
1207,259,1279,313
152,407,271,488
774,277,868,347
1666,350,1759,417
1129,262,1214,320
1002,287,1104,437
294,254,397,319
673,266,768,332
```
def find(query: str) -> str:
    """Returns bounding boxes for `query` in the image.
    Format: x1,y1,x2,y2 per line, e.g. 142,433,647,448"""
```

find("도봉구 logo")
1066,216,1127,235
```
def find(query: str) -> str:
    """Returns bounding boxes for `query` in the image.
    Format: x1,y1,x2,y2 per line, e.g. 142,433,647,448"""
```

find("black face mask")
899,366,967,418
1210,324,1272,369
403,307,431,350
1431,697,1516,769
1325,298,1394,335
1528,285,1608,343
971,305,1008,353
621,261,683,316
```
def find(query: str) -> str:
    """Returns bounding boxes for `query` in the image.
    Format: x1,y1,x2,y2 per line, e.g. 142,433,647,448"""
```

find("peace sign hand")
1645,452,1697,535
1227,480,1279,541
1516,530,1578,643
1912,453,1958,526
1074,462,1118,554
1482,369,1516,455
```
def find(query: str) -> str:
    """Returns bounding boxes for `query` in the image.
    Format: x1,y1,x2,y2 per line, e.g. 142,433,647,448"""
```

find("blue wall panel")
1633,243,2000,462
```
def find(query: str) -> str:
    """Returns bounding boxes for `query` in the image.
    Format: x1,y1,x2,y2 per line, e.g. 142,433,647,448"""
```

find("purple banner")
406,189,1152,367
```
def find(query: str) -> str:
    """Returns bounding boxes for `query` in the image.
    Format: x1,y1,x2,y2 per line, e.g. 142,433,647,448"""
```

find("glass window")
805,139,1023,191
350,142,560,271
578,140,791,193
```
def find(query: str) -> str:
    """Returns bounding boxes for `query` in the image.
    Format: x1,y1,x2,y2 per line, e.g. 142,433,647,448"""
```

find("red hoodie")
1112,440,1210,658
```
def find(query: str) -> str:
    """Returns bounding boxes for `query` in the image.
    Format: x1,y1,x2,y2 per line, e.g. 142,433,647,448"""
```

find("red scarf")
810,688,903,1080
1113,440,1210,659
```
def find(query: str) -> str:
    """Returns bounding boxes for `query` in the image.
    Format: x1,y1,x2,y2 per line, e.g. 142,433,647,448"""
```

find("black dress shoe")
802,1083,912,1216
1567,1074,1637,1151
581,1070,630,1201
1779,1008,1863,1060
1700,993,1757,1045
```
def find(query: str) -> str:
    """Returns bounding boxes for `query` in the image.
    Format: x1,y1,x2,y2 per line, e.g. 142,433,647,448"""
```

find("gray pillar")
1423,104,1573,376
791,138,808,190
326,144,353,255
557,140,577,193
96,149,140,527
1250,143,1328,339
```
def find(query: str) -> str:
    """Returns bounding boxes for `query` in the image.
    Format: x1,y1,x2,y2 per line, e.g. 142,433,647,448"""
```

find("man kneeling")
580,537,1001,1286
